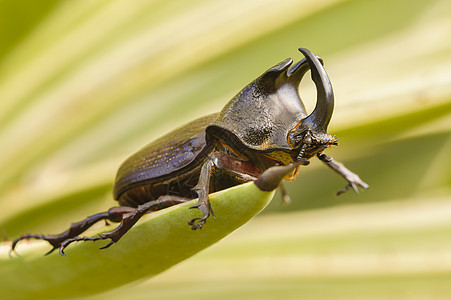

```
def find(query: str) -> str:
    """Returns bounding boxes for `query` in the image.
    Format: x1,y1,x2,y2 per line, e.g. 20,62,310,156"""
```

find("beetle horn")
289,48,335,144
286,55,323,85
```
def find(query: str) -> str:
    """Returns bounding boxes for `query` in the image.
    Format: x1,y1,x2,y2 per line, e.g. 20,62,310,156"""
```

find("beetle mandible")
12,48,368,255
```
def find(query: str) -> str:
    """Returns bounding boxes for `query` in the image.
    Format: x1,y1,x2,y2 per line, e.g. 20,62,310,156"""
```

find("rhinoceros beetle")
12,48,368,255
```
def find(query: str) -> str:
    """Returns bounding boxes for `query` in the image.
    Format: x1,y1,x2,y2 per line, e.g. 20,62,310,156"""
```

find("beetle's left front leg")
317,152,369,195
189,156,216,230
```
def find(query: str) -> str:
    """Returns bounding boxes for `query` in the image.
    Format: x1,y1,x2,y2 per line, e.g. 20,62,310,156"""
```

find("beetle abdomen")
117,160,248,207
117,165,202,207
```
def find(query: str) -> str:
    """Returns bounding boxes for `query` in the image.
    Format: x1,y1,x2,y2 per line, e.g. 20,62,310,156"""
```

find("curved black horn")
286,56,323,85
298,48,334,137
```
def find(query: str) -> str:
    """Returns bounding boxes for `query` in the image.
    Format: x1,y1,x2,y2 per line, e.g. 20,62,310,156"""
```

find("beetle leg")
278,182,291,205
317,152,369,195
58,196,190,255
10,207,135,255
189,157,216,230
275,160,310,205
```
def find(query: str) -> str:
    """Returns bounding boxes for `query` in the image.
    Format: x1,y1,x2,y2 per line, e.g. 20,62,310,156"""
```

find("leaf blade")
0,182,275,299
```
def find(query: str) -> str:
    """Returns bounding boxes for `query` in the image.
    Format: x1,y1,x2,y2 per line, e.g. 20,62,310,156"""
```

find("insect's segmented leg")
188,155,311,229
189,157,216,230
58,195,190,255
317,152,369,195
11,207,135,255
278,183,291,205
276,160,310,205
11,196,190,256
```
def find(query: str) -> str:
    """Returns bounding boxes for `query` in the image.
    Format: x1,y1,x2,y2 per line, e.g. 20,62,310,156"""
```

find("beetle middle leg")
317,152,369,195
188,152,263,230
189,158,216,230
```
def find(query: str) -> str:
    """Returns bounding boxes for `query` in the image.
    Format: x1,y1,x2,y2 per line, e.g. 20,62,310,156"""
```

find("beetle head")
287,48,337,159
208,48,336,158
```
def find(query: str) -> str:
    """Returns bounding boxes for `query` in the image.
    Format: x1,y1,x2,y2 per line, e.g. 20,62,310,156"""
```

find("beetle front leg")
189,157,216,230
317,153,369,195
278,182,291,205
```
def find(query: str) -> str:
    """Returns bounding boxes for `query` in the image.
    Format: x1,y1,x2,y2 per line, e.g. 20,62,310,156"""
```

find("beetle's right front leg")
189,156,216,230
317,152,369,195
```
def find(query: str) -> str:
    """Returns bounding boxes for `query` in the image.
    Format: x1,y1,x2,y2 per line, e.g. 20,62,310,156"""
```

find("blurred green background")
0,0,450,299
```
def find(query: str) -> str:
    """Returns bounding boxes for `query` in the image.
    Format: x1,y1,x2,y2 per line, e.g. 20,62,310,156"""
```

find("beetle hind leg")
11,234,61,256
11,195,189,255
57,195,190,255
11,207,135,255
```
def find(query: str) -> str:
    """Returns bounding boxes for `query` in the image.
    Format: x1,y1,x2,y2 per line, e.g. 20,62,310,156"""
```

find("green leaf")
0,182,274,300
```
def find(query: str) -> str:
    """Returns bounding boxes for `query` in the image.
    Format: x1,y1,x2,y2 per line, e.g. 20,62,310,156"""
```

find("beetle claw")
189,198,214,230
351,183,360,194
59,246,67,256
188,217,206,230
56,234,106,256
99,240,115,250
336,184,351,196
45,247,58,256
58,238,76,256
10,233,63,256
336,177,369,196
